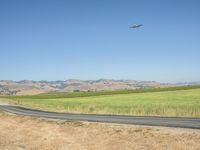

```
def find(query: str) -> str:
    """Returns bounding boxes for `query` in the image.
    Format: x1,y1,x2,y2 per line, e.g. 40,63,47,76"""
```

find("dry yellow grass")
0,114,200,150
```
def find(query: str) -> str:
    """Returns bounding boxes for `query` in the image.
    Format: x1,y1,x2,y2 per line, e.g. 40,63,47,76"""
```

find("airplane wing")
130,24,143,28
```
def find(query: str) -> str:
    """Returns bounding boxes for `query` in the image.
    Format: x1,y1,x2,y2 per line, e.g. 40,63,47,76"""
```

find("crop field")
4,85,200,99
1,86,200,117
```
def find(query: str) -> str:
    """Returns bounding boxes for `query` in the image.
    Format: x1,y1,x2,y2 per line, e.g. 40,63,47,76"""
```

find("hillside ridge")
0,79,199,95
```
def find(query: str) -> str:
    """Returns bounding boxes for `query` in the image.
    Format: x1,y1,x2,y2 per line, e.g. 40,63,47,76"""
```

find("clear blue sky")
0,0,200,82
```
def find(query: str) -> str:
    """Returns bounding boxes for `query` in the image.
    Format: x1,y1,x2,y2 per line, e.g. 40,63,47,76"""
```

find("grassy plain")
4,85,200,99
1,86,200,117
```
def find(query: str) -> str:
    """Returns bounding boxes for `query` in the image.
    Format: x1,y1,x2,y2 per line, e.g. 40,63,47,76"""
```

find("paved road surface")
0,105,199,129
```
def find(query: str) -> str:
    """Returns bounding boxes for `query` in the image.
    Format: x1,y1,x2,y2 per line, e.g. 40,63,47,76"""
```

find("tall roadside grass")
2,88,200,117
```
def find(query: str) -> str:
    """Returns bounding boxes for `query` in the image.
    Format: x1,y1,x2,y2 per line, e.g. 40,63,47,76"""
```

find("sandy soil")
0,101,10,105
0,114,200,150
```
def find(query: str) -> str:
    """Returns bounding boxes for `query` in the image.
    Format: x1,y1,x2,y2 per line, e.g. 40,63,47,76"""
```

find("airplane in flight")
130,24,143,28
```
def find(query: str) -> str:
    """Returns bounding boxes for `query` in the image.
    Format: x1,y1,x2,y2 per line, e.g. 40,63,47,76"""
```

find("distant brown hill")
0,79,198,95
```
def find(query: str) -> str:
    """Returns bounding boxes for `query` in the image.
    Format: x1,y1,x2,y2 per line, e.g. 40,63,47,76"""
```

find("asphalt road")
0,105,200,129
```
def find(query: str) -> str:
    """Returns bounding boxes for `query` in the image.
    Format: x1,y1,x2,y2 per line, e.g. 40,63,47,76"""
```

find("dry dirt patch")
0,100,10,105
0,114,200,150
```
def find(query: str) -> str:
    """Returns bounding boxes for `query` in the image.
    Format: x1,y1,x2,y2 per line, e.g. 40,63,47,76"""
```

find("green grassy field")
3,85,200,99
1,86,200,117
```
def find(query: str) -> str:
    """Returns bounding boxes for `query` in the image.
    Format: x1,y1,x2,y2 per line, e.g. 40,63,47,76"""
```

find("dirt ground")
0,114,200,150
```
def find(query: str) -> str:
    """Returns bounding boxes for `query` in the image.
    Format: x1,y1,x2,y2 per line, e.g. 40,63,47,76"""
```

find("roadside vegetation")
0,110,3,114
1,85,200,117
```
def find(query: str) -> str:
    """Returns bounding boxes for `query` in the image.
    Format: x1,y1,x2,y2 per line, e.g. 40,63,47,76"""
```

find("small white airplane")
130,24,143,28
